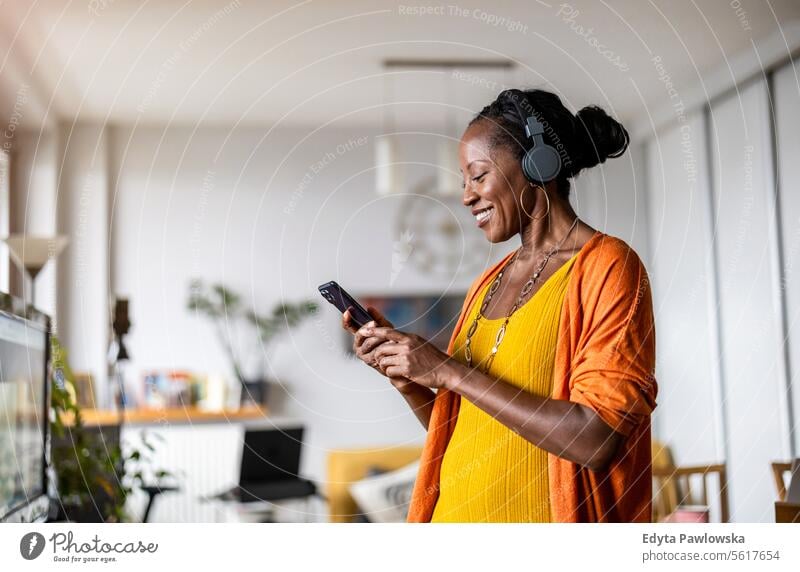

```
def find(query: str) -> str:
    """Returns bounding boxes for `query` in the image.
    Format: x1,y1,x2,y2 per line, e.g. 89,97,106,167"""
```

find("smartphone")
318,281,373,328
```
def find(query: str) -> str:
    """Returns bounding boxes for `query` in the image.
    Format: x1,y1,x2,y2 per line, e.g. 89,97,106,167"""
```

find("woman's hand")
341,304,392,335
365,327,460,390
342,306,417,394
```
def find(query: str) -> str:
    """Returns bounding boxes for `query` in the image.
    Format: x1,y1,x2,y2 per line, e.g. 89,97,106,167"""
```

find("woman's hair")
469,88,629,198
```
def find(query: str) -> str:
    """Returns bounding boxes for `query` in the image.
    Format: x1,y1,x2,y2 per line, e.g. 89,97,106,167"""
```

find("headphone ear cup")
522,145,562,183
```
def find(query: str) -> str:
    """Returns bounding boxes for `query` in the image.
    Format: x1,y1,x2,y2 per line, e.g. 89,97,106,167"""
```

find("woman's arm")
394,383,435,430
368,328,623,471
443,361,622,471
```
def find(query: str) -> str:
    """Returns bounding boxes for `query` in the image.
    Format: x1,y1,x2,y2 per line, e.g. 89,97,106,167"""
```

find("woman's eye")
462,172,488,189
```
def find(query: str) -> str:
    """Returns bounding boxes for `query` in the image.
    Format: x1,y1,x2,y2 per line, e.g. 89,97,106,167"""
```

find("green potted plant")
50,337,175,522
186,279,317,406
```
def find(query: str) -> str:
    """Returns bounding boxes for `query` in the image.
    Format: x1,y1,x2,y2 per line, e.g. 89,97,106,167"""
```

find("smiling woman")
343,87,656,523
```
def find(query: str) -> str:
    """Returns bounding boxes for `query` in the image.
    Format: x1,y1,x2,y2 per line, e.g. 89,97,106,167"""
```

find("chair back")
651,440,729,523
771,461,795,502
651,440,679,521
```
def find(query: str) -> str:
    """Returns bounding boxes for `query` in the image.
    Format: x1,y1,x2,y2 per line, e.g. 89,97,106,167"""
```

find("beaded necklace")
464,217,580,371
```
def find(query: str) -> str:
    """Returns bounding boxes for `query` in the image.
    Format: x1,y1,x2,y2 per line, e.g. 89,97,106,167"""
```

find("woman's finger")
384,365,404,378
354,320,377,348
378,353,401,368
372,341,402,361
342,309,355,333
362,327,408,343
359,335,388,356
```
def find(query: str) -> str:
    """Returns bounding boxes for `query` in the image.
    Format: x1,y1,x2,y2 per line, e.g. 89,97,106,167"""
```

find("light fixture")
375,135,403,195
3,234,68,307
376,59,515,197
375,71,403,195
436,71,462,197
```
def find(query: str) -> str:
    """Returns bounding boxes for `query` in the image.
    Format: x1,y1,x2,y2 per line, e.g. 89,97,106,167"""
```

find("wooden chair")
651,440,730,523
651,440,679,521
770,462,795,502
771,460,800,523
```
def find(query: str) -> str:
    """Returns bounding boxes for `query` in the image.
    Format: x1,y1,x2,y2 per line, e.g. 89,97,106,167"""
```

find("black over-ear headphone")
504,90,562,184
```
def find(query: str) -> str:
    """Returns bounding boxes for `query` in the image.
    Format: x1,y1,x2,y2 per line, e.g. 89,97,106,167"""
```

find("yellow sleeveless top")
430,253,578,522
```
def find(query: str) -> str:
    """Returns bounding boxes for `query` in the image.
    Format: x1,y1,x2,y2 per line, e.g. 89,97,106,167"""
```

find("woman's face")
459,120,537,243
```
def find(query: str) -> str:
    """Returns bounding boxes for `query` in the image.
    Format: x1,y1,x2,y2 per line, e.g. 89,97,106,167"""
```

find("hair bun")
571,106,630,174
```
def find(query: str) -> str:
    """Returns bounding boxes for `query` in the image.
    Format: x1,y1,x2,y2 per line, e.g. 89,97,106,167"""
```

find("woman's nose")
463,185,478,207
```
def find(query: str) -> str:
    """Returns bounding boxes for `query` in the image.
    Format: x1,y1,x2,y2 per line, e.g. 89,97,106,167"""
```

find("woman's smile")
473,206,495,227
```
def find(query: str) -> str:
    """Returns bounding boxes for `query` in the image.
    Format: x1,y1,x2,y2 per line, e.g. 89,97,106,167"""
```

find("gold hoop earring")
521,183,550,220
534,187,551,220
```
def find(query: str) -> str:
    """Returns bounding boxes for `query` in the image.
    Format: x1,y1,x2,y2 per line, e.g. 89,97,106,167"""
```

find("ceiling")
2,0,799,130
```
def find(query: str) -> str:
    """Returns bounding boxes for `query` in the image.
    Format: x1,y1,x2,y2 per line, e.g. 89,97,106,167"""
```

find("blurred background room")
1,0,800,524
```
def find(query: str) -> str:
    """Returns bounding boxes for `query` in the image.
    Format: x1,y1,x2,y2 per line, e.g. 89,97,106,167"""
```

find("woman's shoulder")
577,232,647,274
573,232,650,298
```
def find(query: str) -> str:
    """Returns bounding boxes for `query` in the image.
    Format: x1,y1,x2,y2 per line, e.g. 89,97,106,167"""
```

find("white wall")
576,142,650,260
773,61,800,453
55,123,110,406
709,79,790,522
7,130,58,315
645,113,725,467
0,151,8,292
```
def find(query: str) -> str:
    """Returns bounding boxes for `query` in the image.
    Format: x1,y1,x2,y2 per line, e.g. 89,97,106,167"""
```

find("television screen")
0,311,49,522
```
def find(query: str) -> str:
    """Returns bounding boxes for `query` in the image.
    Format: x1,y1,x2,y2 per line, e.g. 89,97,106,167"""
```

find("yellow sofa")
326,446,423,523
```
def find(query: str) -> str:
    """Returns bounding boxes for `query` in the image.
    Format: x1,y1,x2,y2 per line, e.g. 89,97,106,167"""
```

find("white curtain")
645,112,725,477
709,78,790,522
773,61,800,456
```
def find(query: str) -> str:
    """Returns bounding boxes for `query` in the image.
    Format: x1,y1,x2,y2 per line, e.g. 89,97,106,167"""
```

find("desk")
206,495,322,523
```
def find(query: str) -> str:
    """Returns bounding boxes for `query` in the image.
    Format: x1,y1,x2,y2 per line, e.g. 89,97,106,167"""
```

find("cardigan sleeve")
567,242,658,437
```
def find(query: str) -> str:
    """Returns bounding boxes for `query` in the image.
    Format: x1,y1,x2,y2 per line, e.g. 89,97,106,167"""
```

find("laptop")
240,427,303,483
234,427,316,503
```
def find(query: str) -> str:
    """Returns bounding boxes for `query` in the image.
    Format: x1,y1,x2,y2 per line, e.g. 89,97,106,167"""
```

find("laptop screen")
239,427,304,484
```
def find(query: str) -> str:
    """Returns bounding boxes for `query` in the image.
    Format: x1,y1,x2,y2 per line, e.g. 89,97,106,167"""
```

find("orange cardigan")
407,232,658,522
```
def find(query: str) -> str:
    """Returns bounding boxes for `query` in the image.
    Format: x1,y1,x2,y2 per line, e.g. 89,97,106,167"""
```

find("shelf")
62,405,269,427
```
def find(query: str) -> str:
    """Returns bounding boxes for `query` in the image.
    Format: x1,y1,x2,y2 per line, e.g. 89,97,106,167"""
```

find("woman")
343,88,657,523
